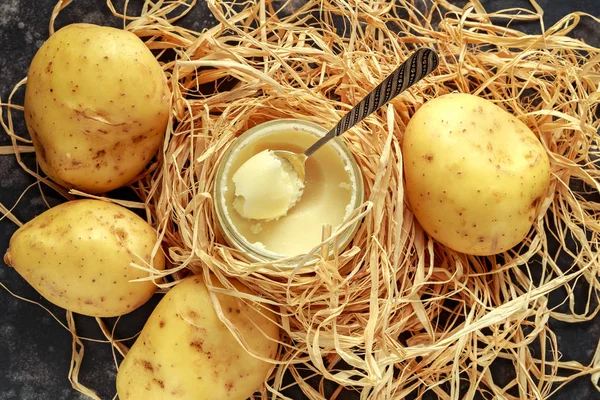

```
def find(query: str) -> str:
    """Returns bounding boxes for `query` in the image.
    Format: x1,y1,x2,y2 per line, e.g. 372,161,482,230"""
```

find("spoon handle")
304,48,439,157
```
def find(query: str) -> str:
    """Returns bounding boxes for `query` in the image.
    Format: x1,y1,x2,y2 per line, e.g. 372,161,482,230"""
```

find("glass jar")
213,118,364,267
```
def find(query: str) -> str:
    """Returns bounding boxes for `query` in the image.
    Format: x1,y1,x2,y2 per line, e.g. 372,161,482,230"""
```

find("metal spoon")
274,48,440,182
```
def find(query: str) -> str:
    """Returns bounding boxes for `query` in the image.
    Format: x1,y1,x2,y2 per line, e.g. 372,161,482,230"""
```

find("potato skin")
403,93,551,255
3,199,165,317
116,275,279,400
24,23,170,194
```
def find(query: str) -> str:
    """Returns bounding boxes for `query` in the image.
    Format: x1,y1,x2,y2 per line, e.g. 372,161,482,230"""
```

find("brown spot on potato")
525,150,535,159
114,213,125,219
46,62,52,72
153,379,165,389
139,360,156,373
93,150,106,159
98,129,108,134
115,228,128,241
423,154,434,162
225,381,234,392
531,197,542,208
84,300,93,305
492,191,505,202
69,160,82,169
132,135,146,144
159,320,165,328
190,340,204,351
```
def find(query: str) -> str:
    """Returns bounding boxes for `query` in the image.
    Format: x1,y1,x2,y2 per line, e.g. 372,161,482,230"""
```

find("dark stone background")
0,1,598,399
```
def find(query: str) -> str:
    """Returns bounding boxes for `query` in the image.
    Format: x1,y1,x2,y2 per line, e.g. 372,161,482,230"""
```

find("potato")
24,23,170,194
403,93,551,255
3,199,165,317
116,275,279,400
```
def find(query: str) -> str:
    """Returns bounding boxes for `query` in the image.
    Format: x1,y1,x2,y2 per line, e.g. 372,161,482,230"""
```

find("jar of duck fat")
214,119,364,266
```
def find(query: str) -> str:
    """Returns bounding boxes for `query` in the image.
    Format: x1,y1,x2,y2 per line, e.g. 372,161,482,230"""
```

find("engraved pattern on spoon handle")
304,48,439,157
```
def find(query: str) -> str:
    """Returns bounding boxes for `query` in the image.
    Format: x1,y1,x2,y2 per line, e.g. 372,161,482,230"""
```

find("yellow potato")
403,93,551,255
3,199,164,317
24,23,170,194
116,275,279,400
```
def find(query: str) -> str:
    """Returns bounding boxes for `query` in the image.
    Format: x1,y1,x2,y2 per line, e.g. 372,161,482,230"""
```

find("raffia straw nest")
129,0,600,398
2,0,600,399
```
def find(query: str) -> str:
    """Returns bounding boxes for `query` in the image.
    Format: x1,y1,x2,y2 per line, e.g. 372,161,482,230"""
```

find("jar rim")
213,118,364,269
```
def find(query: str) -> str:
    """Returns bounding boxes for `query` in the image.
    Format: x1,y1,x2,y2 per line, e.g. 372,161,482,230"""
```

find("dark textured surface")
0,1,599,399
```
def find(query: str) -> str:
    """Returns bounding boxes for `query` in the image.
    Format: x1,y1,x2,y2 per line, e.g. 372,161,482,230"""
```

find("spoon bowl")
272,150,307,182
